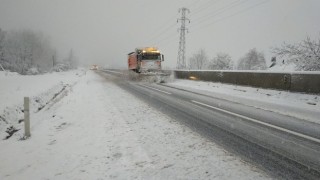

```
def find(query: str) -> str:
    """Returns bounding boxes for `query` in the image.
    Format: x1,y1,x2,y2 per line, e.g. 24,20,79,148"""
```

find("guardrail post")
24,97,31,138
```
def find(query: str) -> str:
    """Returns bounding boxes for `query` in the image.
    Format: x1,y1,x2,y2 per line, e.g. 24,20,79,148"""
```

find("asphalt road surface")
99,70,320,179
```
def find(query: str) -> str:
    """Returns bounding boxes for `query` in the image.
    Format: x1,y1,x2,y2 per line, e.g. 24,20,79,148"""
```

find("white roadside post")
0,63,7,76
0,63,5,71
24,97,31,137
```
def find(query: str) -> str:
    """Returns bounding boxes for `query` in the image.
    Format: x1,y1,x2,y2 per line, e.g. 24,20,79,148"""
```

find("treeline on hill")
188,35,320,71
0,28,78,75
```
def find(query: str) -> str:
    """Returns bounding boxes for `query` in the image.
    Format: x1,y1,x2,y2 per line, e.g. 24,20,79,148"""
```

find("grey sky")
0,0,319,69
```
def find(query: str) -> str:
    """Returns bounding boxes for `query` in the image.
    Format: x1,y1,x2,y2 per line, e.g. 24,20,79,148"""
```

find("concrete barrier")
290,73,320,94
174,70,320,94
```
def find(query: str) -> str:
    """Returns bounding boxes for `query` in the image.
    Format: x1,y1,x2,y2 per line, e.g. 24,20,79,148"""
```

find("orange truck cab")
128,47,164,73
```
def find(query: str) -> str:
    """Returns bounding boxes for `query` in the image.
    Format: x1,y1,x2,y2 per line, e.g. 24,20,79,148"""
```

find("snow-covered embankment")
0,70,85,139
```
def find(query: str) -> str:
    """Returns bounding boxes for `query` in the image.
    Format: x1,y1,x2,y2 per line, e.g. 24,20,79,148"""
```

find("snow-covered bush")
52,63,70,72
272,36,320,71
26,67,40,75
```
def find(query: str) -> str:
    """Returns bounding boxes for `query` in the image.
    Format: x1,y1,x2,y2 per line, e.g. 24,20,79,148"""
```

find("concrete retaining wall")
174,70,320,94
290,73,320,93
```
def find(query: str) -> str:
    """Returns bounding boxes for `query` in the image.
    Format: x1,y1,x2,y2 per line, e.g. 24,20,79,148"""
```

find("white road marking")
103,70,123,74
139,85,172,95
191,100,320,144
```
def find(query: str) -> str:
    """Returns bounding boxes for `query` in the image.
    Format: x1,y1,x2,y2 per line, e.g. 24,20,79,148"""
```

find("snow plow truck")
128,47,166,73
127,47,170,82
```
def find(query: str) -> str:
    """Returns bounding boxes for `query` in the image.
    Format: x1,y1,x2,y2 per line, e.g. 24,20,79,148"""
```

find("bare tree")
208,52,233,70
64,49,78,69
237,48,267,70
272,36,320,71
0,28,5,68
188,49,208,70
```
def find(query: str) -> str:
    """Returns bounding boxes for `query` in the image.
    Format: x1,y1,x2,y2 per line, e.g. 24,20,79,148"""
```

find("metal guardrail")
174,70,320,94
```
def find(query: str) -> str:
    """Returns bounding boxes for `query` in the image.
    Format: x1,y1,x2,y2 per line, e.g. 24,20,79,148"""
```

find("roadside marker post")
24,97,31,138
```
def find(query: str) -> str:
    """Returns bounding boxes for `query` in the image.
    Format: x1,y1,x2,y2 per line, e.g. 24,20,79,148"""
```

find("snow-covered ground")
268,62,297,72
0,70,85,139
166,79,320,124
0,70,270,179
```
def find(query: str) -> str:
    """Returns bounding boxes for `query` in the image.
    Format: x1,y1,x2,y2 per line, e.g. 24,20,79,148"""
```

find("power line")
191,0,270,32
185,0,209,10
147,22,177,45
143,0,184,45
146,1,202,46
192,0,250,26
147,0,204,45
145,0,218,47
156,32,178,46
155,0,269,67
192,0,221,16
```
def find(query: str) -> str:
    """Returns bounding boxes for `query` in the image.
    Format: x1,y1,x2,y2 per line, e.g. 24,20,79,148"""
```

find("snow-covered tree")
208,52,233,70
237,48,267,70
272,36,320,71
2,29,55,74
188,49,208,70
3,30,32,74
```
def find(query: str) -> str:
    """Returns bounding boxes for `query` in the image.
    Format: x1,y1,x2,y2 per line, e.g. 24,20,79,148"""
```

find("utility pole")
177,7,190,69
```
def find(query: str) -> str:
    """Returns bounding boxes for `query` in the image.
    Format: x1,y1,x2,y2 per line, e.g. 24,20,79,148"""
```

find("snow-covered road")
166,79,320,124
0,70,270,179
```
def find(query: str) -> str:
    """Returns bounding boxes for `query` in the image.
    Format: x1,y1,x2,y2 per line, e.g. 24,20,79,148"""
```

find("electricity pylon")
177,7,190,69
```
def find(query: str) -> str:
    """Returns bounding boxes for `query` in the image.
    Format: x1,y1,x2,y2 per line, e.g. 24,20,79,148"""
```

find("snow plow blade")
128,70,172,83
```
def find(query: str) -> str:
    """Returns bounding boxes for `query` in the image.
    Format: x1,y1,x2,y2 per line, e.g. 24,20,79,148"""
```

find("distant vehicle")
128,47,164,73
90,65,99,70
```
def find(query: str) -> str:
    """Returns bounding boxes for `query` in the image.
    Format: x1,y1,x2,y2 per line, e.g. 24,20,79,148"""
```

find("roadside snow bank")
0,69,85,139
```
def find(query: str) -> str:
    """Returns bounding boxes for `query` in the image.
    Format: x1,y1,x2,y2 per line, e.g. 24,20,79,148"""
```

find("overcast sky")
0,0,319,69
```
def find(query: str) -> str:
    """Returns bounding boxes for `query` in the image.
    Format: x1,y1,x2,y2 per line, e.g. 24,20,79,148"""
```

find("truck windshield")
141,54,161,60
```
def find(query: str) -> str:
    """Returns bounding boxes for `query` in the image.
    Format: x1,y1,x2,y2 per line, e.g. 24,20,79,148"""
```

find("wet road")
99,70,320,179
